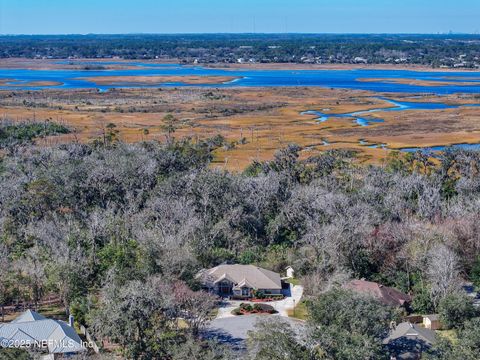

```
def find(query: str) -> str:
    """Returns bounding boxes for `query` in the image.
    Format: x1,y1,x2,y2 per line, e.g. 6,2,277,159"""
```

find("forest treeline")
1,135,480,358
0,120,70,148
1,34,479,67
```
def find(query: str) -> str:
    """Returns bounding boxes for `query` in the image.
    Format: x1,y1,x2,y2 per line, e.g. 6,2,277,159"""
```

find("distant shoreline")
202,62,480,73
357,77,480,87
0,58,479,73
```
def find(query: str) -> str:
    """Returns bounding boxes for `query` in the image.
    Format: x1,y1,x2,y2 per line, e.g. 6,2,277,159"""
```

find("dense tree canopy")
2,137,480,358
0,34,479,68
248,289,399,360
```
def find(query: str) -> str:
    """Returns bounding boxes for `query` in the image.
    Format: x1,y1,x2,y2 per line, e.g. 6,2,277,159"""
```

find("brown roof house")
197,264,282,299
344,279,412,308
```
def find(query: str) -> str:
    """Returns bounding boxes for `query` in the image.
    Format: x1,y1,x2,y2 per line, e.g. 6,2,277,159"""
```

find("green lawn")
285,277,301,286
436,329,458,344
287,301,308,320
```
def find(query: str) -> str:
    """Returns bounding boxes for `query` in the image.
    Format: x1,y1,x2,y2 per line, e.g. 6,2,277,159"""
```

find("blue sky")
0,0,479,34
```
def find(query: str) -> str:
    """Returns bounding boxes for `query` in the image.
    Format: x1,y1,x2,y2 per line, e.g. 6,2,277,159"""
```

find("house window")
242,287,250,296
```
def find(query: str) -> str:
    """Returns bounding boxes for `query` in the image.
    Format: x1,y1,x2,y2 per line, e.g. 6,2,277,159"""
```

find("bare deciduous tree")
427,244,461,307
172,281,217,335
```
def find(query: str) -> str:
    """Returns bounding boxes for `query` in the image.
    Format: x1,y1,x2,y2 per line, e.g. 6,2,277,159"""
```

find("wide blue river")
1,61,480,94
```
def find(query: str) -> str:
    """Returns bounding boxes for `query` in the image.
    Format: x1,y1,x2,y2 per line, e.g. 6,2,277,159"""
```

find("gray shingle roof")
383,322,437,345
0,310,85,354
198,264,282,290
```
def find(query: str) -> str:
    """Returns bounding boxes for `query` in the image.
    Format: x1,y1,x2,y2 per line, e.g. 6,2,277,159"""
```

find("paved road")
203,314,305,351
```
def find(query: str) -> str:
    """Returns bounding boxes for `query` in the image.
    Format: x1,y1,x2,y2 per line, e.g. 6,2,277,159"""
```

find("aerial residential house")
197,264,283,299
383,322,437,360
344,279,412,308
354,56,368,64
0,310,86,359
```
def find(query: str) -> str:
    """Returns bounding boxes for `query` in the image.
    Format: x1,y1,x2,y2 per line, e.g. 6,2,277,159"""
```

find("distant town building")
354,57,368,64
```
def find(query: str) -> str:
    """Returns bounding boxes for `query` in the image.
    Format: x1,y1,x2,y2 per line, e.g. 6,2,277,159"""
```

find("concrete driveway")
279,284,304,316
204,314,305,351
216,284,304,319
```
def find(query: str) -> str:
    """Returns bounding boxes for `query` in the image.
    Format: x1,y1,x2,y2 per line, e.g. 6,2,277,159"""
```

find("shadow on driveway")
202,327,246,352
203,314,305,352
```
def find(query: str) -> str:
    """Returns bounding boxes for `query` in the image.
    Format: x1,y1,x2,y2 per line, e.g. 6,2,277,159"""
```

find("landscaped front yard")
215,284,304,319
232,303,278,316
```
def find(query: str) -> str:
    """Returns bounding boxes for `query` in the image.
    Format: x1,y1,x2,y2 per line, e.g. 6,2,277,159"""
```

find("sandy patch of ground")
0,78,63,87
358,77,480,87
443,76,480,81
77,75,240,86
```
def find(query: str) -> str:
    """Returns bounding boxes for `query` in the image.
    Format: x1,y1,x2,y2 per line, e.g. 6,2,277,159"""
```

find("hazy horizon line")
1,32,479,36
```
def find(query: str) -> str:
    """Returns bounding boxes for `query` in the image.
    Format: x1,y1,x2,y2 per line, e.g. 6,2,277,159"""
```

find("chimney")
68,315,74,327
